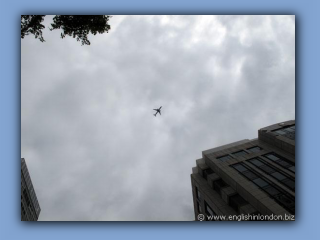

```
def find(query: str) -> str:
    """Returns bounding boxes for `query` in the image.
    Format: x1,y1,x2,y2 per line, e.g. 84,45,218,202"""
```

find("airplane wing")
153,109,157,111
159,111,161,115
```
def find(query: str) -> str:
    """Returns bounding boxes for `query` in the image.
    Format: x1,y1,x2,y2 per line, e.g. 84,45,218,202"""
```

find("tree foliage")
21,15,111,45
21,15,46,42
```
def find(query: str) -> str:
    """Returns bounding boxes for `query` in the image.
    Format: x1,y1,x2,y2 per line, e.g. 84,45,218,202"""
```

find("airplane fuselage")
153,106,162,117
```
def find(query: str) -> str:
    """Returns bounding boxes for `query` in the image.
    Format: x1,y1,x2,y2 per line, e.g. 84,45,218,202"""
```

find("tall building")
191,120,295,221
21,158,41,221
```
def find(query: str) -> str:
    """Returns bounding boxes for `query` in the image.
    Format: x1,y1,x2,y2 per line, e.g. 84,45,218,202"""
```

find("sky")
21,15,295,221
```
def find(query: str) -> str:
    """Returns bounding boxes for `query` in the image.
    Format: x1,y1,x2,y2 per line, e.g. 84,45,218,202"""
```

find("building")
21,158,41,221
191,120,295,221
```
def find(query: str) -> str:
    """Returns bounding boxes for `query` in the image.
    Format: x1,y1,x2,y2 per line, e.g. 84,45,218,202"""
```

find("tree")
21,15,46,42
21,15,111,45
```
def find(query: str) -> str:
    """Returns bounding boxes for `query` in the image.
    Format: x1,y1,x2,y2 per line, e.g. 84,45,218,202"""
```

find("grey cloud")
21,15,294,221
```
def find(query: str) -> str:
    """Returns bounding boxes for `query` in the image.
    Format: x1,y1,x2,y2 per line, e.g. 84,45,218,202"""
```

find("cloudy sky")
21,15,295,221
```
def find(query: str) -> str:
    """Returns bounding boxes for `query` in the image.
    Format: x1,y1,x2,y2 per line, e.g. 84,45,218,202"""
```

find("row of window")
272,125,295,140
202,165,253,215
196,177,252,220
216,148,295,175
217,146,262,162
22,188,38,219
203,197,262,221
196,186,219,221
273,125,295,135
231,163,295,214
21,170,41,215
21,203,37,221
195,187,202,214
198,166,251,215
21,203,26,216
196,187,201,201
264,153,295,173
23,189,31,206
197,149,295,218
248,158,295,191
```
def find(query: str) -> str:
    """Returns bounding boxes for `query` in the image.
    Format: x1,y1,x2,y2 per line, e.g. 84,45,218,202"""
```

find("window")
195,187,202,213
213,179,227,195
247,146,262,153
274,129,286,135
276,160,292,168
285,127,295,132
265,153,279,161
264,153,295,173
289,166,295,172
197,201,202,213
232,163,258,180
21,203,26,216
274,194,295,213
284,125,295,131
249,158,264,167
272,125,295,140
232,164,248,172
282,178,295,190
249,158,295,191
217,155,233,162
263,185,281,196
252,178,269,188
23,189,31,206
203,168,214,180
232,150,248,157
205,201,217,221
229,194,248,213
196,187,201,201
259,164,276,174
271,172,287,181
242,170,259,180
230,163,295,214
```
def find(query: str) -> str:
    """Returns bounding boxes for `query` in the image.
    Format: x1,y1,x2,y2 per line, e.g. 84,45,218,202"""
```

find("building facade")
21,158,41,221
191,120,295,221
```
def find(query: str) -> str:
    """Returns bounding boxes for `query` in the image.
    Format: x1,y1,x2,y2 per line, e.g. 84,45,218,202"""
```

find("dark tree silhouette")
21,15,111,45
21,15,46,42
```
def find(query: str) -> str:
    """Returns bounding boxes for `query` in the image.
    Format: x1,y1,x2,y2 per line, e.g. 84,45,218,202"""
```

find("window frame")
217,154,233,162
232,150,248,158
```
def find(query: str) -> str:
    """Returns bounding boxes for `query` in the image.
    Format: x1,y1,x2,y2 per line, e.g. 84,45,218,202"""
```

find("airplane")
153,106,162,117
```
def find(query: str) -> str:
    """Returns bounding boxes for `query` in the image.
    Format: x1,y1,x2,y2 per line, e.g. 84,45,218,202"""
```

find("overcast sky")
21,15,295,221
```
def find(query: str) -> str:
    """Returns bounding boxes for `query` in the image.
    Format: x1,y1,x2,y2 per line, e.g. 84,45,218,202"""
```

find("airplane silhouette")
153,106,162,117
